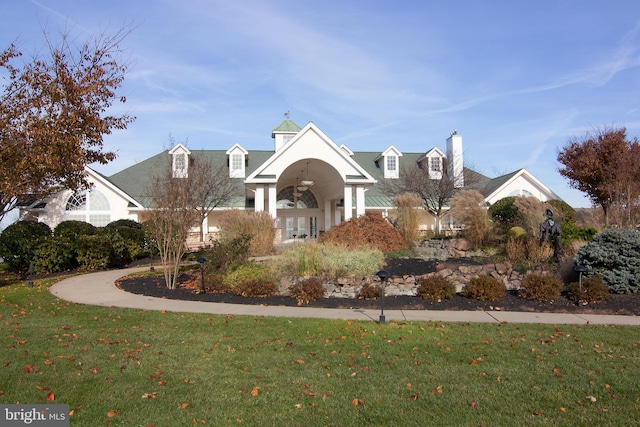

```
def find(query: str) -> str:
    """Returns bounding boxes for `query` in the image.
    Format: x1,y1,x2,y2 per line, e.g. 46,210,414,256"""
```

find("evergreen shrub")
0,221,52,271
103,219,147,261
76,234,116,270
574,228,640,294
519,273,563,302
33,237,75,274
461,275,505,301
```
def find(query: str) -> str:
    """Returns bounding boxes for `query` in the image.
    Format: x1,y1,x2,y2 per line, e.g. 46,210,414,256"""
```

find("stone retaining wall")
315,261,551,298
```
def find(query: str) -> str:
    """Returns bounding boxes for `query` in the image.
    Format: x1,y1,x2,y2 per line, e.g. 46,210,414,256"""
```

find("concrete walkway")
49,267,640,325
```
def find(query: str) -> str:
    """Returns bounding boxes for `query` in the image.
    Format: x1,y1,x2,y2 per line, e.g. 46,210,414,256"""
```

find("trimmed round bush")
519,273,563,302
0,221,52,271
507,226,527,240
289,277,326,305
416,276,456,301
462,275,505,301
566,275,609,304
54,220,96,240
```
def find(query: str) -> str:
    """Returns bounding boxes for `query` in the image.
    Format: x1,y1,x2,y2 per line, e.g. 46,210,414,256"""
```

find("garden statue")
539,208,562,262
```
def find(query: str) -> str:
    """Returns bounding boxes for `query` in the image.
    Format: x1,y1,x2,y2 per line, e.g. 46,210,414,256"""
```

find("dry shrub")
558,241,588,283
289,277,326,305
233,278,278,298
461,275,505,301
416,276,456,301
566,275,609,304
525,237,554,263
513,197,554,236
505,236,527,262
358,282,381,299
449,190,494,249
519,273,563,302
393,193,422,246
318,212,407,252
219,210,275,256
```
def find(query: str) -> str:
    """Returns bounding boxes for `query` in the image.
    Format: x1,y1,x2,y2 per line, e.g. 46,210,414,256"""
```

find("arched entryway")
276,185,321,239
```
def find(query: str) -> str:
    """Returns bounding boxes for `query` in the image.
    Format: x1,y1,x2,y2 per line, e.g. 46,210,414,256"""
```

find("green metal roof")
271,119,302,135
105,142,519,211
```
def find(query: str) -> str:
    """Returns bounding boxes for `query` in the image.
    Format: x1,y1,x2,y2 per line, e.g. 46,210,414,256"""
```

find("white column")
343,184,353,222
254,185,265,212
268,184,277,218
324,198,332,231
201,215,208,242
355,185,365,217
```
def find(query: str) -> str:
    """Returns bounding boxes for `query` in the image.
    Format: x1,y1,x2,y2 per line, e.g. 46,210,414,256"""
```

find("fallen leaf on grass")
141,393,157,399
430,385,443,395
180,402,190,409
351,399,365,406
47,392,54,401
250,386,261,397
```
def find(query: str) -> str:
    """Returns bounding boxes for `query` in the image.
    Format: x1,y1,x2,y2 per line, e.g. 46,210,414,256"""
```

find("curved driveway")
49,267,640,325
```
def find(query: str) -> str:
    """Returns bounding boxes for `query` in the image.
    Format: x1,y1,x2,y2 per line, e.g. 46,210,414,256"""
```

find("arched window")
65,189,111,226
508,189,534,198
276,186,318,209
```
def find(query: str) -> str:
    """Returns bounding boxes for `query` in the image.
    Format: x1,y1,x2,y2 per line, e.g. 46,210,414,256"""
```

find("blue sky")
4,0,640,209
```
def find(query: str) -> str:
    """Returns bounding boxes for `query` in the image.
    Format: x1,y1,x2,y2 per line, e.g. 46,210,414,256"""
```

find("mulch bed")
116,258,640,316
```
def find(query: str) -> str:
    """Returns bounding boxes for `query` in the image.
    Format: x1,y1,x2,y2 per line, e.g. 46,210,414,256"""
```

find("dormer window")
377,145,402,179
169,144,191,178
387,155,397,175
226,143,248,178
430,157,441,172
418,147,445,180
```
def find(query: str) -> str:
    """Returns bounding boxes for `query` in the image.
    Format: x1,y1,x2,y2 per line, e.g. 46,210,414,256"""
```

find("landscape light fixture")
375,270,391,324
197,257,208,293
27,253,35,288
573,265,587,307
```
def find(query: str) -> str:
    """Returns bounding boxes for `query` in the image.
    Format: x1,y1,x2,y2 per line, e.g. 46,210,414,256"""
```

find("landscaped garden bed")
116,257,640,316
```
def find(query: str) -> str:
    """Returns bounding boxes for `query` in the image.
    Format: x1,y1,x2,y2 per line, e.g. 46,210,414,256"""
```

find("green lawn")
1,274,639,426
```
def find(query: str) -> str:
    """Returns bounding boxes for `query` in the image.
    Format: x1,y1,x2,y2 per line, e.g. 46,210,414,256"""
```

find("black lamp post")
375,270,391,324
197,257,208,293
27,252,35,289
147,243,155,272
573,265,587,306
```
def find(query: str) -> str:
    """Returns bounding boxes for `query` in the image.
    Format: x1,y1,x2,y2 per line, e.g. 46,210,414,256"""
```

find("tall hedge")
574,228,640,294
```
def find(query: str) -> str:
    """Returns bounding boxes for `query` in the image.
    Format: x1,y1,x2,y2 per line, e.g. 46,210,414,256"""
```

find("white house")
19,118,562,241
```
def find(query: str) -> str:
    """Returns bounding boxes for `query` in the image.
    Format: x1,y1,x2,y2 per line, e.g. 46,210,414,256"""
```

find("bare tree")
380,164,480,234
188,157,238,241
0,28,134,223
143,151,235,288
